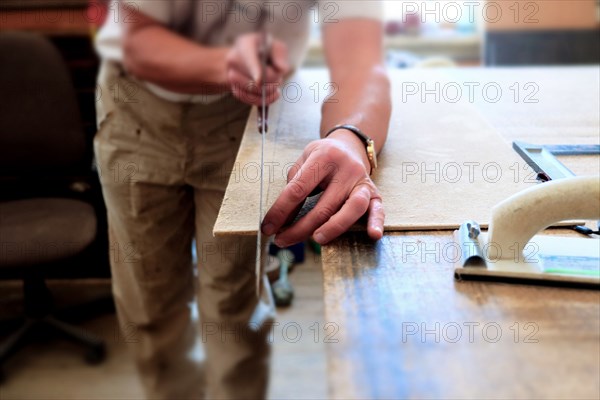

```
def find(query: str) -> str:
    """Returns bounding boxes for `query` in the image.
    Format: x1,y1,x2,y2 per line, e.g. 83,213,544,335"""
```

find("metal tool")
512,141,600,181
249,24,278,329
454,176,600,288
257,30,270,135
540,144,600,156
513,141,600,235
456,221,485,267
255,27,271,297
271,249,295,307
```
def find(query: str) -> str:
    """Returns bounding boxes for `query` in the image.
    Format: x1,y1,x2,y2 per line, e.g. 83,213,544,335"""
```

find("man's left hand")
261,133,384,247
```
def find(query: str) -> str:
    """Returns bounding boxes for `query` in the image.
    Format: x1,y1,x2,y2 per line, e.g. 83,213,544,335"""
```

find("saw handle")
487,176,600,260
257,31,272,134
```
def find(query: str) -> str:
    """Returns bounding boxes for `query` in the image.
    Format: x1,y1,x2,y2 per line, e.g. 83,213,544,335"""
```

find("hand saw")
255,29,271,297
249,28,277,328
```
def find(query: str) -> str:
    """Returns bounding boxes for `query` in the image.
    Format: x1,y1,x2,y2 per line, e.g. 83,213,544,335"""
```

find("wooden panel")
214,77,321,235
454,67,600,176
378,68,533,230
216,68,600,235
453,67,600,145
322,231,600,399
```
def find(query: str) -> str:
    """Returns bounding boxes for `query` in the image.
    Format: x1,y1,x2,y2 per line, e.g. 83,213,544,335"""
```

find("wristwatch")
325,124,378,175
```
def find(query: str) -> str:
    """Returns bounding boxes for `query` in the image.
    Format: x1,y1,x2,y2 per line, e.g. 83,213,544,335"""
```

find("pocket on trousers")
94,109,142,188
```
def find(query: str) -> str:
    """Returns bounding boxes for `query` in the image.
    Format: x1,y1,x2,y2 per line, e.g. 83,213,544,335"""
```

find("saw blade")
255,29,269,297
256,120,267,296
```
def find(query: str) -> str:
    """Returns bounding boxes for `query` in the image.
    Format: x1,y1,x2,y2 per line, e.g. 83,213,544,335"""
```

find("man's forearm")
320,65,391,172
123,24,230,94
319,16,390,169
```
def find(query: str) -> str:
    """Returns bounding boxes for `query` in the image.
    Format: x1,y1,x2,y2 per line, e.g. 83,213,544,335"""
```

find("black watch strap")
325,124,378,175
325,124,370,144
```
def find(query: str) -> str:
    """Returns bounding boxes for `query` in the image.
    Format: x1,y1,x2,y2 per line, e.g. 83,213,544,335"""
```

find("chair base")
0,278,107,383
0,317,106,383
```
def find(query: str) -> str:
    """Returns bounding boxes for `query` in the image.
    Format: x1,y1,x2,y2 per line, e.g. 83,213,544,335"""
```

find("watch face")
367,140,377,172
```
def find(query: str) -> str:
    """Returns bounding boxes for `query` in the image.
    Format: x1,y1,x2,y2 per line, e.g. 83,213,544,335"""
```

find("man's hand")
261,131,385,247
121,5,290,99
261,18,390,247
226,33,290,106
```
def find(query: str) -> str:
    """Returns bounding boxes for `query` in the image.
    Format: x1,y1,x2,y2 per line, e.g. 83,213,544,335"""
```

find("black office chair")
0,31,106,381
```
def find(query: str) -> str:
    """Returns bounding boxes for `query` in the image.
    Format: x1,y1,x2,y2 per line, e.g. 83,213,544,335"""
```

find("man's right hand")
226,33,290,106
121,4,290,98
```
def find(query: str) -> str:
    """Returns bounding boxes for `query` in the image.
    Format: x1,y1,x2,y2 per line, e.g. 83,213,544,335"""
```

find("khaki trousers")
94,61,270,399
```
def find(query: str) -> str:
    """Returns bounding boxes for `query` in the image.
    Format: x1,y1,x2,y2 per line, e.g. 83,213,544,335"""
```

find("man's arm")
320,19,391,154
121,4,288,102
262,19,391,246
121,4,229,94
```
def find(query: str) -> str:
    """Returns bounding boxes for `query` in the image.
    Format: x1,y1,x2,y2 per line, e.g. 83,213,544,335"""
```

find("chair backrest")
0,31,86,176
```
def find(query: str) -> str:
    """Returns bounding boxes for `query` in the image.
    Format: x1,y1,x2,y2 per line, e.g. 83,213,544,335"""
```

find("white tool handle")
488,176,600,260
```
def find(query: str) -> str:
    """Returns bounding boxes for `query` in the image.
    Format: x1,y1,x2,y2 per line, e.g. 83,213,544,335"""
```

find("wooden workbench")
218,66,600,398
322,67,600,399
323,230,600,399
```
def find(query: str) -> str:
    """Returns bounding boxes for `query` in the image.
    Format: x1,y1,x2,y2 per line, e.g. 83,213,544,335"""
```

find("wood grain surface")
215,67,599,235
323,231,600,399
320,67,600,399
